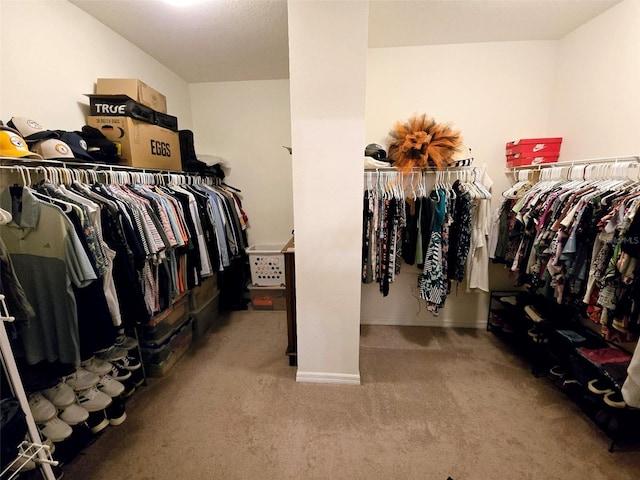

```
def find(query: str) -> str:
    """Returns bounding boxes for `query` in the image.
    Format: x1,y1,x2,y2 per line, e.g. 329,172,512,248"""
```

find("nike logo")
532,144,546,152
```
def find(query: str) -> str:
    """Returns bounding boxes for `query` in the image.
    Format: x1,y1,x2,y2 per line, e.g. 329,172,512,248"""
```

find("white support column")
287,0,368,384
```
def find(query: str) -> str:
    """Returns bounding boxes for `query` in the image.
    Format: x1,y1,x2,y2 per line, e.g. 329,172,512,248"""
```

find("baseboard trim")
360,316,486,329
296,371,361,385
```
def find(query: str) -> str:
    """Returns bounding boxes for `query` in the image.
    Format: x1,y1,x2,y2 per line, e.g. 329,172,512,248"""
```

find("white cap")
31,139,75,160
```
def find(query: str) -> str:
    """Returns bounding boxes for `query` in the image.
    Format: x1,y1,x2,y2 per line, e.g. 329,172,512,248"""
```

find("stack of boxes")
247,244,287,310
139,295,192,377
189,275,220,340
505,137,563,167
86,78,182,171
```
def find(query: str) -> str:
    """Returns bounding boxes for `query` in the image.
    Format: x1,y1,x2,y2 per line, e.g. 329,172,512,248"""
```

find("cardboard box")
505,137,562,168
506,137,562,157
87,94,178,131
97,78,167,113
86,94,155,124
87,115,182,171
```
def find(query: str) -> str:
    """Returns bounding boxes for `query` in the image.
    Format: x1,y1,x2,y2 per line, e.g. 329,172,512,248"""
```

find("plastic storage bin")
141,317,193,377
246,244,286,286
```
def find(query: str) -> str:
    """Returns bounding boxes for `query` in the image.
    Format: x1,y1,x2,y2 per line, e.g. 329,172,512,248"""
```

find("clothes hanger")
0,206,11,225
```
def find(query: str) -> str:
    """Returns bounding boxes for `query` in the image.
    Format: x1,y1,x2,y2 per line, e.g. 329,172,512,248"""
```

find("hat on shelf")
0,126,43,159
57,131,94,162
6,117,58,143
31,138,76,161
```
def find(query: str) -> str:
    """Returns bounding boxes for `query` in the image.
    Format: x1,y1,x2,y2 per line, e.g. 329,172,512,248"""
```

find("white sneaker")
96,345,128,362
64,368,100,391
86,410,110,434
97,375,125,398
28,393,57,423
108,362,132,381
81,356,113,376
114,334,139,350
42,382,76,408
76,386,112,412
58,402,90,425
113,355,142,371
38,416,73,442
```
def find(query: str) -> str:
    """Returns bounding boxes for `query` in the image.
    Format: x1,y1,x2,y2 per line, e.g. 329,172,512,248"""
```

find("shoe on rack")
38,416,73,443
114,334,139,351
604,391,627,409
28,392,57,423
502,322,515,333
81,356,113,376
95,345,128,362
58,403,89,425
108,362,132,381
105,397,127,426
75,386,112,412
489,313,503,328
97,375,125,398
86,410,110,434
42,382,76,408
500,296,518,306
524,305,545,323
121,383,136,399
113,355,142,371
528,326,549,343
588,378,613,395
63,368,100,391
128,367,145,387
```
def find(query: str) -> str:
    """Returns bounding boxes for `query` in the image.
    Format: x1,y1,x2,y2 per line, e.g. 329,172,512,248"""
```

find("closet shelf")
364,157,475,172
504,154,640,171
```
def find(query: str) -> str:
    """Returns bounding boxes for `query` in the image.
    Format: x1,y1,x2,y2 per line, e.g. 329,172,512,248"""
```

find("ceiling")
71,0,621,83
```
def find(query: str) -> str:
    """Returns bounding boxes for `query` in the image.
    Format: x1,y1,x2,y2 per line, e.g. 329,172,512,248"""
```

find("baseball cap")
0,126,43,159
31,139,76,161
57,131,94,162
7,117,58,143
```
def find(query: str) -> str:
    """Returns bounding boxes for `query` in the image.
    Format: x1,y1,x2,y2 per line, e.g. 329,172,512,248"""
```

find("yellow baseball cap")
0,126,43,159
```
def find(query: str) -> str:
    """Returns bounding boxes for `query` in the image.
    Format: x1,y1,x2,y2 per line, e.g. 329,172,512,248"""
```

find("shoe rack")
0,294,58,480
487,289,640,452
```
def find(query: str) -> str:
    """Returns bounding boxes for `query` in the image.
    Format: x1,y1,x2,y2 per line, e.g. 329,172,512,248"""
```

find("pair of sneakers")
29,392,74,443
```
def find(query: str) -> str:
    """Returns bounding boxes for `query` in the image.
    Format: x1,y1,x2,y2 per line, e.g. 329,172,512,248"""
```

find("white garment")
466,198,491,293
466,166,492,293
622,341,640,408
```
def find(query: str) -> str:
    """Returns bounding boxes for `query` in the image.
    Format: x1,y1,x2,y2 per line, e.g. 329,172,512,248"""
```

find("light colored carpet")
62,310,640,480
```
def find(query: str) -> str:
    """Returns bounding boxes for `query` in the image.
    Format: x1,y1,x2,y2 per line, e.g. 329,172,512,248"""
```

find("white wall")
0,1,192,133
549,0,640,161
363,40,558,327
189,80,293,247
288,1,368,384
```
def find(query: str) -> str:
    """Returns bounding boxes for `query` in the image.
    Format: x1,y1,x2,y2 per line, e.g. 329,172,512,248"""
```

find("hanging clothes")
418,188,447,314
362,169,488,309
0,187,97,366
496,164,640,342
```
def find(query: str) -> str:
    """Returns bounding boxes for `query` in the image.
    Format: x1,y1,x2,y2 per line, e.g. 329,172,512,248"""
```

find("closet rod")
0,156,209,176
364,165,476,173
506,154,640,171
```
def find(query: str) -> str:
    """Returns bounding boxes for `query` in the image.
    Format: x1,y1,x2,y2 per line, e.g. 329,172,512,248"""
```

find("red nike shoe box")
505,137,562,167
506,137,563,156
